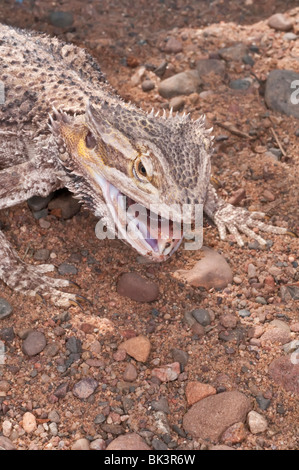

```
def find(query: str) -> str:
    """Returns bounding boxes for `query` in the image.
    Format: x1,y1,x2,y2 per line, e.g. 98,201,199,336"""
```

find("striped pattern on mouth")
95,174,183,261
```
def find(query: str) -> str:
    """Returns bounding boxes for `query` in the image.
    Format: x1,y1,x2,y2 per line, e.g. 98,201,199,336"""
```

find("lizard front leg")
203,182,288,246
0,162,83,307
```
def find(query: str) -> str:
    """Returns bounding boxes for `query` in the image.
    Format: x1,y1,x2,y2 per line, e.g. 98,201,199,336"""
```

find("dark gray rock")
229,78,251,90
142,80,155,92
191,308,211,326
66,336,82,354
27,194,54,212
0,327,14,342
58,263,78,276
0,298,13,320
54,382,69,398
49,11,74,28
151,397,170,414
265,70,299,119
33,249,50,262
256,395,271,410
171,348,189,368
48,192,81,219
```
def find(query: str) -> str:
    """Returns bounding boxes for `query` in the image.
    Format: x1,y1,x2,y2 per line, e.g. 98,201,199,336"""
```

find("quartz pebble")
2,420,12,437
247,410,268,434
71,438,90,450
22,412,37,433
151,362,180,382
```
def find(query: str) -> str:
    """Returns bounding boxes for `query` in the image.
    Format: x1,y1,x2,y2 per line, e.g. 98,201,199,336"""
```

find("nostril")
85,131,97,149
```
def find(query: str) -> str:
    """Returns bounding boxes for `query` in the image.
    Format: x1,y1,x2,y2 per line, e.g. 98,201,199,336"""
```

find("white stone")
2,420,12,437
247,410,268,434
22,412,37,433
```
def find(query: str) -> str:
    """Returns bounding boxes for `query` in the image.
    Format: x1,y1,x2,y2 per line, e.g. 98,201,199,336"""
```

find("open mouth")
95,175,183,261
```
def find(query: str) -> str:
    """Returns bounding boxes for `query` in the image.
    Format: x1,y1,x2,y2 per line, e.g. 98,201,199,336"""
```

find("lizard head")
50,98,213,261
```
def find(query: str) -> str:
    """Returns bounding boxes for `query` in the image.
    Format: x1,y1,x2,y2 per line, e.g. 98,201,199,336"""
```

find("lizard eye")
138,162,147,176
85,130,97,149
133,157,149,182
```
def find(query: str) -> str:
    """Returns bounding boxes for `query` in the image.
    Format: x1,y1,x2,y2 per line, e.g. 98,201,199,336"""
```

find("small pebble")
247,410,268,434
151,362,180,382
238,309,251,318
171,348,189,368
49,422,58,436
71,438,90,450
33,249,50,262
0,298,13,320
221,422,247,444
220,313,237,329
22,412,37,433
90,439,106,450
141,79,155,92
169,96,185,111
123,363,138,382
0,436,16,450
163,36,183,53
72,377,98,399
48,410,61,423
22,331,47,356
191,308,211,326
119,335,151,362
267,13,293,31
2,420,12,437
58,263,77,276
256,395,271,411
283,32,297,41
185,381,216,405
229,78,251,90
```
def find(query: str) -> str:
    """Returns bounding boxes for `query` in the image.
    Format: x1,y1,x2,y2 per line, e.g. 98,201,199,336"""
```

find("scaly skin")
0,23,289,306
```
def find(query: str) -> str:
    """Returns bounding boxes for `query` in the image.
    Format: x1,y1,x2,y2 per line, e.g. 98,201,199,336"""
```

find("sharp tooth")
118,194,126,210
157,239,173,256
109,184,119,201
137,219,148,238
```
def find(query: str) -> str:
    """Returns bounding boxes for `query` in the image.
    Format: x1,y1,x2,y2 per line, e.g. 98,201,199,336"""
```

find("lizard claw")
68,294,92,311
213,202,288,247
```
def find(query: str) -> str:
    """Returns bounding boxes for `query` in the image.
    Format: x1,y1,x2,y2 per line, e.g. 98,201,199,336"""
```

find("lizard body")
0,23,288,306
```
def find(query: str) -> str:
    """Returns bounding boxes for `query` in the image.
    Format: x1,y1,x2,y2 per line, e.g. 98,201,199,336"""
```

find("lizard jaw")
94,174,183,261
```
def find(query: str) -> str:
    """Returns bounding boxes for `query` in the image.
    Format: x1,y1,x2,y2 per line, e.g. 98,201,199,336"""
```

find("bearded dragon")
0,23,289,307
